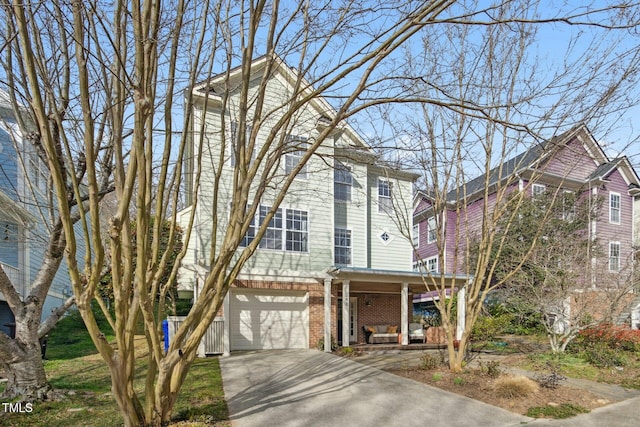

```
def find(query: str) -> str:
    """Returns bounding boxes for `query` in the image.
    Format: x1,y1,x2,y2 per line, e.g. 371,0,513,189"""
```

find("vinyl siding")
542,136,600,181
367,170,413,271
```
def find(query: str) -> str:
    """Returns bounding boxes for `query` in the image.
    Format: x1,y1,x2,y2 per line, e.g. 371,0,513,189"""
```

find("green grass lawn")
1,309,229,426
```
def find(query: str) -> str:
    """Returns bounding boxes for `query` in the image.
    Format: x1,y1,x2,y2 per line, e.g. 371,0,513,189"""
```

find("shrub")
574,323,640,353
431,373,443,382
526,403,589,419
420,353,440,370
316,336,338,352
493,375,539,398
471,314,514,342
583,344,628,368
453,376,464,386
479,359,502,378
534,370,567,389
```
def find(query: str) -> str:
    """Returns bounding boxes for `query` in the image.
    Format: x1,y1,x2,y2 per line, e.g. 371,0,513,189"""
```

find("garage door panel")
230,289,309,350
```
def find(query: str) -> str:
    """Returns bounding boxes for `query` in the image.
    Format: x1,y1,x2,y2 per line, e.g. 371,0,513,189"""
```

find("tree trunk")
1,343,51,401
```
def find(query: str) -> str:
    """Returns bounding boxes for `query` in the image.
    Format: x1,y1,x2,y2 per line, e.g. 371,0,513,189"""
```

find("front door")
338,297,358,344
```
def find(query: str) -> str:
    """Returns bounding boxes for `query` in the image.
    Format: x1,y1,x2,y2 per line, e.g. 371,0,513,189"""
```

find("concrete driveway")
219,350,531,427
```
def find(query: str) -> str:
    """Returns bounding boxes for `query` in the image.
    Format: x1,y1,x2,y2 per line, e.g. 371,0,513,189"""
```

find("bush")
471,314,514,342
493,375,539,398
478,359,502,378
316,336,338,352
526,403,589,419
420,353,440,370
573,323,640,353
583,344,628,368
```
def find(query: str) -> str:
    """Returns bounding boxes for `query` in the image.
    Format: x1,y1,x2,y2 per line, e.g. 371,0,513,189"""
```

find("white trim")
377,177,393,214
427,216,437,244
532,183,546,197
334,227,352,266
609,192,621,224
609,241,621,272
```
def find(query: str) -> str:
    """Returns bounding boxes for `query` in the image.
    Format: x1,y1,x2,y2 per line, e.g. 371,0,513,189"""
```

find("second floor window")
412,223,419,248
610,192,621,224
286,209,308,252
609,241,620,272
238,205,309,253
378,179,392,214
427,256,438,273
284,135,309,179
427,216,437,244
532,183,546,199
230,122,254,167
259,206,283,250
334,228,351,265
334,163,352,202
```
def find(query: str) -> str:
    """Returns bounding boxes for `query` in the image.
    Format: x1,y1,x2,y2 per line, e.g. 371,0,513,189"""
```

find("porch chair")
408,323,426,343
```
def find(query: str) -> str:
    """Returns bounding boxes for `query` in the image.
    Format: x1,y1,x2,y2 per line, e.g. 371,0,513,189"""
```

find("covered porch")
323,267,471,352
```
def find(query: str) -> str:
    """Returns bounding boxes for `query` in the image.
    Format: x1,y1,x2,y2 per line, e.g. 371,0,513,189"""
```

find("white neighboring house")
0,94,76,337
176,56,463,355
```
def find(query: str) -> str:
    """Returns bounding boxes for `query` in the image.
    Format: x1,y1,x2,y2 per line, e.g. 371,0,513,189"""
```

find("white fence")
165,315,225,355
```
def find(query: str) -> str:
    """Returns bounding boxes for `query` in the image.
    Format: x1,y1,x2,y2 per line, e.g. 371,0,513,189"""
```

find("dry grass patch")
493,375,539,398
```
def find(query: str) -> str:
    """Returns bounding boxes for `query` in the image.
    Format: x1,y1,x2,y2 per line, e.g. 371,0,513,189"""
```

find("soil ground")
348,335,640,418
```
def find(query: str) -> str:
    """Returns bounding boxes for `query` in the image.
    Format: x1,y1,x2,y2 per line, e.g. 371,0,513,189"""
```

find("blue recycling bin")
162,319,169,352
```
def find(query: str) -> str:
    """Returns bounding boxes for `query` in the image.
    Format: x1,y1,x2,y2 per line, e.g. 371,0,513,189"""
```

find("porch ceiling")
328,266,471,294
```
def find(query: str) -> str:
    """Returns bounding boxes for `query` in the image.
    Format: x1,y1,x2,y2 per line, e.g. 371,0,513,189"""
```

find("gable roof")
0,189,35,228
190,54,372,152
446,124,620,202
414,124,640,211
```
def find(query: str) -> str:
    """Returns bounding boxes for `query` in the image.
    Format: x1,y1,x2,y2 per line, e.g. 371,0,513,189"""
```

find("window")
334,163,352,202
427,216,437,244
230,122,253,167
239,205,255,247
334,228,351,265
532,183,546,198
284,135,309,178
29,153,48,193
259,206,283,250
378,179,392,213
414,256,438,273
609,192,621,224
243,205,308,252
562,191,576,221
609,242,620,272
427,256,438,273
412,223,419,248
286,209,308,252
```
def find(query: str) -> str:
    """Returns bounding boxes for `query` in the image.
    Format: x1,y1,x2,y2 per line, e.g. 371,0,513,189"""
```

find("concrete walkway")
220,349,640,426
219,349,532,427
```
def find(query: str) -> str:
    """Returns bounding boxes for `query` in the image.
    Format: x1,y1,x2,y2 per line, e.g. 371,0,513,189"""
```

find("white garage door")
230,289,309,350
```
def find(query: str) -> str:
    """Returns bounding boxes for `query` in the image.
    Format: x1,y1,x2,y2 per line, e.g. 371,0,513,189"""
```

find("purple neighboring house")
412,125,640,323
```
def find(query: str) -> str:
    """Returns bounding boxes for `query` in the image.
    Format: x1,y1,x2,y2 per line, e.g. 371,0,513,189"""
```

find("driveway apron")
219,349,531,427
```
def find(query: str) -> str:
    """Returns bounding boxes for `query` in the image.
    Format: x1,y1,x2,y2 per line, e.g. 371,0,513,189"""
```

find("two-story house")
177,56,470,354
413,125,640,324
0,93,75,337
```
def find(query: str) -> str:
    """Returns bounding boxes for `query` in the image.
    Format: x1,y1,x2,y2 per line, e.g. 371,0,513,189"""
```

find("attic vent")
378,230,394,245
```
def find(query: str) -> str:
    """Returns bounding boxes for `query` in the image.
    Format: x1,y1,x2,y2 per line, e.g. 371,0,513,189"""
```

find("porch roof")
328,266,471,294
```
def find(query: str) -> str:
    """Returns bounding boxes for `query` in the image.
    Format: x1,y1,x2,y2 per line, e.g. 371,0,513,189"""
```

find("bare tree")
380,1,640,371
0,92,113,399
3,0,460,425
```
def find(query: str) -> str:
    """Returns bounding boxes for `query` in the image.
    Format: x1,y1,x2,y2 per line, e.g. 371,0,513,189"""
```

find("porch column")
324,278,332,353
401,282,409,346
342,280,350,347
456,285,466,341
